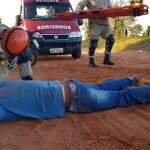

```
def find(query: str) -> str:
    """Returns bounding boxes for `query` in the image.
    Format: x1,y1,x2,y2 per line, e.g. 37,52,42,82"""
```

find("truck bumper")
35,38,82,55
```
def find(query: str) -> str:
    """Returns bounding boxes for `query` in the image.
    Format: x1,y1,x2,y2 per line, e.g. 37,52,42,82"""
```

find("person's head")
0,25,30,56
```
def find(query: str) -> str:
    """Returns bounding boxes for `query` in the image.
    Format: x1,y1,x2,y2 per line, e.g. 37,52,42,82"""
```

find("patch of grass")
82,36,150,53
113,37,150,52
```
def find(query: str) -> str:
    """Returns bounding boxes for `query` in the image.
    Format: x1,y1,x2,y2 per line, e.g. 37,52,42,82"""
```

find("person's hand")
75,9,82,14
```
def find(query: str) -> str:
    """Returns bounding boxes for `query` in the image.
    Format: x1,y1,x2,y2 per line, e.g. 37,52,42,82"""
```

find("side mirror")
78,19,83,26
15,15,22,26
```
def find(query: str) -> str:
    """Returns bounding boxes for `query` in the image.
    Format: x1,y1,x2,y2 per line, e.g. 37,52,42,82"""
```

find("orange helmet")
0,27,30,56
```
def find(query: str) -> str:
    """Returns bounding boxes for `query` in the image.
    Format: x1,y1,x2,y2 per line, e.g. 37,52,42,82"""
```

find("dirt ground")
0,48,150,150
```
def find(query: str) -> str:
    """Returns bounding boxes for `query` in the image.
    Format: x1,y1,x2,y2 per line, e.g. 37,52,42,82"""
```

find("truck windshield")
24,3,72,20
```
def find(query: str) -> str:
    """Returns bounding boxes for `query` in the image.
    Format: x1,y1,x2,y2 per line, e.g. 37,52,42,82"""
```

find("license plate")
50,48,63,53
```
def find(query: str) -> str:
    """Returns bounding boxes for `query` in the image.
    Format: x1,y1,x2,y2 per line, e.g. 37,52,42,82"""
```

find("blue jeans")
67,78,150,113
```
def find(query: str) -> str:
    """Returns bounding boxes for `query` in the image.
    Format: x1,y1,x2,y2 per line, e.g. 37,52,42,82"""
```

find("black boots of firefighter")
89,57,97,67
103,54,114,65
22,76,33,80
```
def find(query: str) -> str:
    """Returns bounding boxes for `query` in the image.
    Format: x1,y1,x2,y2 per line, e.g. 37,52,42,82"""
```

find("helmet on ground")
0,27,30,56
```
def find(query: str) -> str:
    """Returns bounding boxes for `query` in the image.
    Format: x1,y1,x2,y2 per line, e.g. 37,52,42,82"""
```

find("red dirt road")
0,50,150,150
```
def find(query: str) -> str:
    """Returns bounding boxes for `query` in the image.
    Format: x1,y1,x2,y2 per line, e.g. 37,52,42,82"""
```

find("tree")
113,0,136,37
128,24,143,36
148,26,150,37
114,16,136,37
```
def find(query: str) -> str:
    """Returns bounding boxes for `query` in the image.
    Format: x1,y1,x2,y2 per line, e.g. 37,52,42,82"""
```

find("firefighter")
75,0,115,67
0,24,33,80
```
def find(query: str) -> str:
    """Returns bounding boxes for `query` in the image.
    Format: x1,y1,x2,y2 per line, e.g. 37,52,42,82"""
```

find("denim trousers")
67,78,150,113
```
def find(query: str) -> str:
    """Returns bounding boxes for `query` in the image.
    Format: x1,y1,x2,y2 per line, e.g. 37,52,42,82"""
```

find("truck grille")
43,34,69,40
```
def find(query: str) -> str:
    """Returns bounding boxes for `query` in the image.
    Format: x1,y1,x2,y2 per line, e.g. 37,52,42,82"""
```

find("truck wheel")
31,49,38,66
72,49,81,59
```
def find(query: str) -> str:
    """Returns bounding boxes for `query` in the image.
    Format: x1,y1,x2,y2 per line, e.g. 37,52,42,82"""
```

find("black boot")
103,54,114,65
89,57,97,67
22,76,33,80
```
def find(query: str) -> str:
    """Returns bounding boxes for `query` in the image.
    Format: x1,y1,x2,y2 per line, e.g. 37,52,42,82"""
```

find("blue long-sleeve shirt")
0,80,65,119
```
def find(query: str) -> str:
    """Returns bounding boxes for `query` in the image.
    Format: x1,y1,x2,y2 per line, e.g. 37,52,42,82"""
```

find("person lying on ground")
0,74,149,122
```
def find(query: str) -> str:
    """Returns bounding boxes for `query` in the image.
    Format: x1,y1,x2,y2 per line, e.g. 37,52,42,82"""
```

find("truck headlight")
32,32,43,39
69,32,82,38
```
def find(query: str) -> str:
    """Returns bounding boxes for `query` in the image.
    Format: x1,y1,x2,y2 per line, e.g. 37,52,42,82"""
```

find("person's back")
0,80,65,121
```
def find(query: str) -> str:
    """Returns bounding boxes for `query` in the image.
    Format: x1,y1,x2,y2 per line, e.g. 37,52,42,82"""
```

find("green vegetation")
82,0,150,52
111,36,150,52
82,36,150,52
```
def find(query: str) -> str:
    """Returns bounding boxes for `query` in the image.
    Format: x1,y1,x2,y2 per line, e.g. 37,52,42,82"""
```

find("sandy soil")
0,49,150,150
